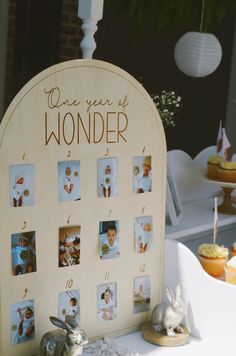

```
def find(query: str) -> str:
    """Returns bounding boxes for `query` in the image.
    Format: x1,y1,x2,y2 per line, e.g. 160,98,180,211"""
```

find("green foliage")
105,0,236,34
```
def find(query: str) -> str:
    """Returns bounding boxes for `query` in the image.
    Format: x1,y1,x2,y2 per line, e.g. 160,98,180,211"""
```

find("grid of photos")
58,160,81,202
133,276,151,314
7,154,155,344
133,156,152,194
9,164,35,207
97,282,117,321
97,157,118,198
58,289,80,324
10,300,35,345
99,220,120,260
134,216,153,254
11,231,37,276
59,226,81,267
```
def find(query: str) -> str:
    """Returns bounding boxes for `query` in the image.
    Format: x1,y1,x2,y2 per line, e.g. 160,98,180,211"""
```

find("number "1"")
104,271,110,280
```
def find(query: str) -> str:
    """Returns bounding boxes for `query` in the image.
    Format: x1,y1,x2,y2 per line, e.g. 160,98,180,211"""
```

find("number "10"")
65,279,73,289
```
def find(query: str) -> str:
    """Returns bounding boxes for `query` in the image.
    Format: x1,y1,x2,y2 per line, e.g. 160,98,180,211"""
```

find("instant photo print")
58,289,80,324
99,221,120,260
133,156,152,194
97,158,118,198
11,231,37,276
134,216,153,254
58,160,81,202
97,282,117,321
59,226,81,267
10,300,35,345
9,164,35,207
133,276,151,314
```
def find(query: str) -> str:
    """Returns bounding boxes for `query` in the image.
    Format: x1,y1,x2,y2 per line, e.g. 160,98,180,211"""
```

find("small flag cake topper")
216,120,223,154
222,128,233,161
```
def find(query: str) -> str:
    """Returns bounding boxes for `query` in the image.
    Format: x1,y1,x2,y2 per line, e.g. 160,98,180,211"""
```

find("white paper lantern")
174,31,222,78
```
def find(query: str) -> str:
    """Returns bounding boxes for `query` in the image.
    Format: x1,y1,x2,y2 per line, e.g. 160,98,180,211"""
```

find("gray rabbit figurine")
40,315,88,356
151,284,186,337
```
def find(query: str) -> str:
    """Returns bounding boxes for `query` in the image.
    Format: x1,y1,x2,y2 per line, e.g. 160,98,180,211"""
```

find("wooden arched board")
0,59,166,355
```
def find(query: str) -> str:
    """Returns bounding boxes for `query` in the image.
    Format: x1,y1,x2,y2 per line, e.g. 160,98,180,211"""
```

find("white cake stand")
202,171,236,214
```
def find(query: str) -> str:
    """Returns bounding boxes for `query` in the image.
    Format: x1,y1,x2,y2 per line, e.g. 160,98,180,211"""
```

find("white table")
97,331,231,356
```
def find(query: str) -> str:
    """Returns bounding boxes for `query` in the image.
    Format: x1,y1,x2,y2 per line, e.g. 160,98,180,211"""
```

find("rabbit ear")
175,284,182,300
50,316,70,332
166,287,174,305
65,315,79,329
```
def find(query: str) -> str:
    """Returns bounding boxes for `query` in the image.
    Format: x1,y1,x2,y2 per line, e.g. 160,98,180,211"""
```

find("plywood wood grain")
0,59,166,356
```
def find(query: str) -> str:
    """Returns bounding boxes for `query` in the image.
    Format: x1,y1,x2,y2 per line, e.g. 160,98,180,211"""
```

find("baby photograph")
10,299,35,345
58,160,80,202
11,231,37,276
133,156,152,194
9,164,35,207
133,276,151,314
59,226,81,267
97,282,117,321
58,289,80,324
97,157,118,198
134,216,153,254
99,220,120,260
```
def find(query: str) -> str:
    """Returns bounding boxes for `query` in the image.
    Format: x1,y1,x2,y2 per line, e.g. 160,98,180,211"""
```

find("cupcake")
224,256,236,285
207,155,224,180
198,243,229,277
231,242,236,257
217,161,236,183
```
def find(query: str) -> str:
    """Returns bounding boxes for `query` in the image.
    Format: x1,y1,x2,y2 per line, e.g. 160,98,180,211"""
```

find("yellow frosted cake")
224,256,236,285
207,155,224,180
217,161,236,183
198,243,229,277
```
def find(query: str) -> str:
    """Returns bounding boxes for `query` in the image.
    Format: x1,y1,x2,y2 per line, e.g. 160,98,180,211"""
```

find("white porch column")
78,0,104,59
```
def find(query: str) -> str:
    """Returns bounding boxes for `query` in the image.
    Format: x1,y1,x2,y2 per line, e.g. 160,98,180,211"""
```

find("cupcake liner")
207,163,218,180
217,168,236,183
231,249,236,257
198,255,227,277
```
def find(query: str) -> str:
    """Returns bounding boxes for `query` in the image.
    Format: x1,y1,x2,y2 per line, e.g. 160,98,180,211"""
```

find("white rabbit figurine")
151,284,186,337
40,315,88,356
